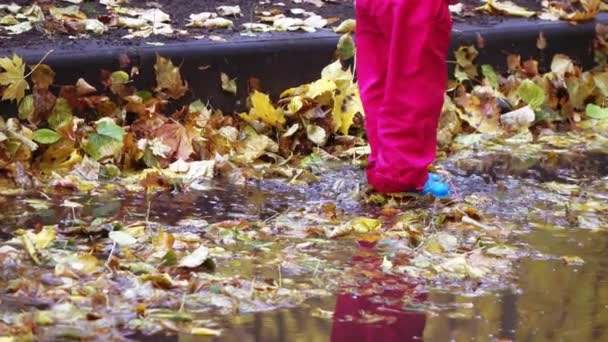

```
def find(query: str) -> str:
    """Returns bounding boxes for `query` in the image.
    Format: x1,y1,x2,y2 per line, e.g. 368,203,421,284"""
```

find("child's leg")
367,0,452,193
355,0,387,172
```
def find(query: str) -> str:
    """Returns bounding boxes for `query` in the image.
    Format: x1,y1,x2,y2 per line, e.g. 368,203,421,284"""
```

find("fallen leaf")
109,231,137,247
240,91,285,127
221,72,237,95
560,255,585,266
33,128,61,144
0,53,28,102
178,244,210,268
154,55,187,99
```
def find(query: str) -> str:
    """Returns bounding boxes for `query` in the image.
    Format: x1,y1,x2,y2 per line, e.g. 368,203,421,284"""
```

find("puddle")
1,145,607,341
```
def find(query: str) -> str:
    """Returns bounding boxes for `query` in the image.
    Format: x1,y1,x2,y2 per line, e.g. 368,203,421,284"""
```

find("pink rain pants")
356,0,454,193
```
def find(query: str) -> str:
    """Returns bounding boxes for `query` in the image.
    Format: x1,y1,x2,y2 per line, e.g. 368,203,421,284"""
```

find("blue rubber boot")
422,173,450,199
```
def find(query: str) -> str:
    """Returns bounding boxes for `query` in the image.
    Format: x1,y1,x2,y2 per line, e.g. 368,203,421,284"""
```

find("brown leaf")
118,54,131,69
59,85,85,114
522,59,539,77
31,64,55,90
154,122,194,161
154,55,188,100
131,112,167,139
537,32,547,50
32,88,57,125
507,54,521,73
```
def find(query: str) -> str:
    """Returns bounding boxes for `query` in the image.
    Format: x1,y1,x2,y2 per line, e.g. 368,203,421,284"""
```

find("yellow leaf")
31,64,55,90
305,78,336,99
483,0,536,17
33,226,56,249
326,217,382,238
454,87,502,134
545,0,599,21
321,60,353,88
154,55,187,99
240,90,285,127
332,84,362,135
334,19,356,34
287,96,304,113
351,217,382,233
73,254,99,274
454,46,479,82
0,53,28,102
191,327,222,337
20,233,42,265
60,150,83,169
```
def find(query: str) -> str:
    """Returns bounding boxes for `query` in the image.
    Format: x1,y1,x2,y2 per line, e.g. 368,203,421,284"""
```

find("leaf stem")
24,49,54,79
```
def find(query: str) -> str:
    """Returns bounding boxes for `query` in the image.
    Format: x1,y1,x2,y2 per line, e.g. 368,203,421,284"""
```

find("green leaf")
161,250,178,266
83,119,125,161
110,71,129,85
336,33,355,61
83,133,123,161
135,90,153,101
585,104,608,120
517,80,545,109
481,64,499,89
96,118,125,141
32,128,61,144
18,94,34,120
48,97,73,130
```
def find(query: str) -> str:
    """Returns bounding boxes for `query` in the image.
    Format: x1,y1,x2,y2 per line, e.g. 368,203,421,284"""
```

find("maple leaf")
239,91,285,127
0,53,28,102
154,122,194,161
154,55,187,100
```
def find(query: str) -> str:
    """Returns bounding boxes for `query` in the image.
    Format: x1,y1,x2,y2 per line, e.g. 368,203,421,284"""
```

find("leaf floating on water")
425,232,459,254
560,255,585,266
178,244,210,268
311,308,334,319
326,217,381,238
485,245,518,258
20,233,42,265
33,226,56,250
191,327,222,337
109,231,137,247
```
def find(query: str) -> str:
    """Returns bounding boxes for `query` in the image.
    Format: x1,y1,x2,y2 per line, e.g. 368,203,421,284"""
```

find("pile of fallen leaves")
0,27,363,192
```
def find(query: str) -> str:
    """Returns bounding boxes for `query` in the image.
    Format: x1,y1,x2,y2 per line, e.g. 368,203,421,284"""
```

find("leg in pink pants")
356,0,452,193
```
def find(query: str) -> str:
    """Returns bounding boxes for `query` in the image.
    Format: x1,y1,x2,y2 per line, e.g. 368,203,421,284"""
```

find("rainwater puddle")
1,149,608,341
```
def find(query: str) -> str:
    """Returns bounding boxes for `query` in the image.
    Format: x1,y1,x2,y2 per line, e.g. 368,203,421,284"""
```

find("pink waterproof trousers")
356,0,453,192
